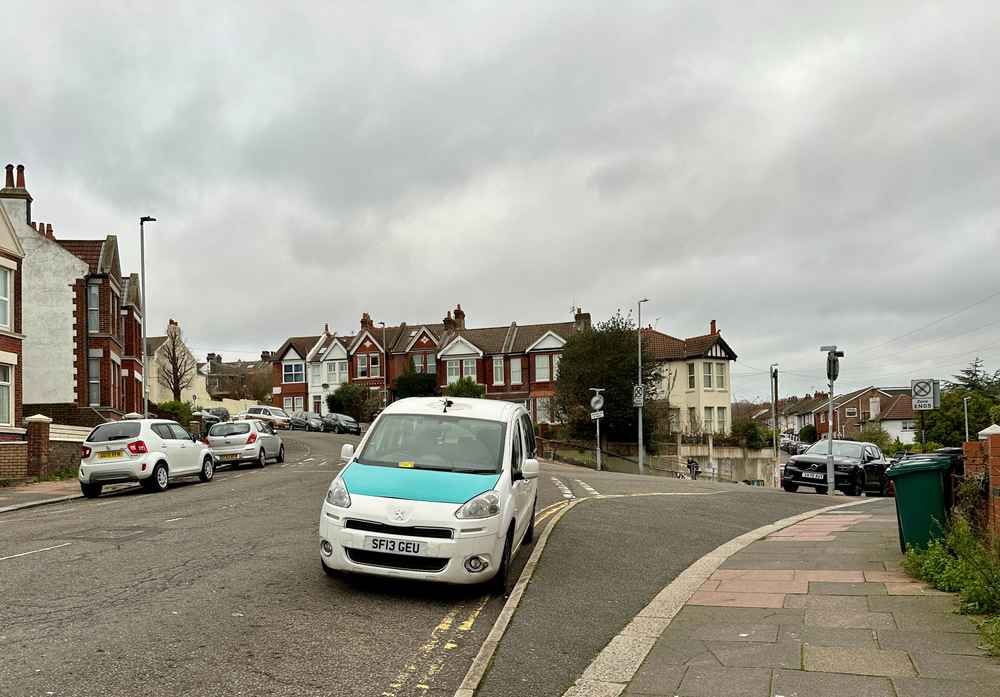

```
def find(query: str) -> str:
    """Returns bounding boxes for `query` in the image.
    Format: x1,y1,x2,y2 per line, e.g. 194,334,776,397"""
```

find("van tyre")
524,499,537,544
199,457,214,482
277,445,285,464
81,482,102,498
490,528,514,597
144,463,169,492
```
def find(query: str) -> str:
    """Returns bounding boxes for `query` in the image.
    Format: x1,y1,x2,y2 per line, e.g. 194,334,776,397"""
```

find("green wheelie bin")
885,457,950,552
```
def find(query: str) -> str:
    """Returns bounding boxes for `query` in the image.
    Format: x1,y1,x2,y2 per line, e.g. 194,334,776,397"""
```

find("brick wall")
0,441,27,480
48,440,83,474
22,403,109,427
963,435,1000,538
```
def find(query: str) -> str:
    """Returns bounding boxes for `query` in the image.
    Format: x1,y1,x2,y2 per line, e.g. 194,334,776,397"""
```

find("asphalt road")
0,433,852,697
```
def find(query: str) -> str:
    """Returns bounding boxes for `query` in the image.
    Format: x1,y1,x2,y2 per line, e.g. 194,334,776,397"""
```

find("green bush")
157,400,193,426
731,420,770,450
393,370,438,399
799,424,817,444
858,424,892,451
326,383,381,421
444,377,485,399
980,616,1000,656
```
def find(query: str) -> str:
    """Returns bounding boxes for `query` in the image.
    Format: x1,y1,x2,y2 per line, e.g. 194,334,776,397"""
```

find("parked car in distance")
288,412,308,430
207,407,230,422
206,420,284,468
319,397,540,595
245,405,291,430
290,412,325,431
323,413,361,435
193,410,223,431
781,439,888,496
79,419,215,498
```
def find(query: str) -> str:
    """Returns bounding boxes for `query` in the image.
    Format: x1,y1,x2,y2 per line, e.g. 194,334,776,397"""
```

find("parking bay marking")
574,479,600,496
0,542,72,562
551,477,576,500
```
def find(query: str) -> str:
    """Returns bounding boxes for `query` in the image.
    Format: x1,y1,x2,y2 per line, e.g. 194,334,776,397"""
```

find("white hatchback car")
207,419,284,468
79,419,215,498
319,397,540,594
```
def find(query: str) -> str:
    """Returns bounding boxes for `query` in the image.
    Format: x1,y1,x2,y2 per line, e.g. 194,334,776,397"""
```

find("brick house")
272,305,592,423
812,386,912,439
2,164,131,426
202,351,274,402
119,273,144,415
0,195,25,439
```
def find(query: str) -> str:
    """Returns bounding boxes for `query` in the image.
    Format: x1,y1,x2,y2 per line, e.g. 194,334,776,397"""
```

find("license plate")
97,450,123,459
364,536,425,556
220,454,239,461
803,472,826,480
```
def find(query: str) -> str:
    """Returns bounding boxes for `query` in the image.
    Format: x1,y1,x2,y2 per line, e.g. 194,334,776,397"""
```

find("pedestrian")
687,457,701,480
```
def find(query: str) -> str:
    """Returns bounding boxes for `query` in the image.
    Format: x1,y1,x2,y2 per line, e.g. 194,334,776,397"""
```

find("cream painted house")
145,321,207,406
645,321,737,434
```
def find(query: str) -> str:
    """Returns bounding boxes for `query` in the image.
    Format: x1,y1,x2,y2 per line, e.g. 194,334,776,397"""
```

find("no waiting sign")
911,379,940,411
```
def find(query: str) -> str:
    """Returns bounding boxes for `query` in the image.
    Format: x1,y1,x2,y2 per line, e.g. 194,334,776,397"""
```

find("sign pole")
596,417,602,471
590,388,605,472
821,346,843,497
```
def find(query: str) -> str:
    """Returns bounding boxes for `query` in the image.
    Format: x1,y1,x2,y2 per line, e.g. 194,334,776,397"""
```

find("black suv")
782,439,889,496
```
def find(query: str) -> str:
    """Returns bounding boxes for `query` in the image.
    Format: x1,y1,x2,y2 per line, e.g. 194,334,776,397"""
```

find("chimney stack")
0,163,32,224
324,322,330,333
574,307,592,332
15,165,25,188
3,165,12,188
443,310,456,333
360,312,374,330
261,350,272,362
710,319,717,335
207,352,216,362
45,223,54,239
454,303,466,330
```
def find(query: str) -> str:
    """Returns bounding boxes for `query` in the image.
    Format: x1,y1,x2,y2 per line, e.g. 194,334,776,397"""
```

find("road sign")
591,410,604,420
633,385,644,407
911,379,940,411
590,394,605,411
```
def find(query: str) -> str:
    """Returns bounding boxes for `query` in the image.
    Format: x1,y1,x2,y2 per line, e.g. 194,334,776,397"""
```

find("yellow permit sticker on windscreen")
398,461,415,469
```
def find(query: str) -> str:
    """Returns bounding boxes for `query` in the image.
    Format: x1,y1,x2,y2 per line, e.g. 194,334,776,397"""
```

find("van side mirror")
341,444,355,461
521,458,540,480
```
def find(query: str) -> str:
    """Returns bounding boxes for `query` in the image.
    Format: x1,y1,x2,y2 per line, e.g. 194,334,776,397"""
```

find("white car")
79,419,215,498
207,419,284,468
244,405,292,430
319,397,540,594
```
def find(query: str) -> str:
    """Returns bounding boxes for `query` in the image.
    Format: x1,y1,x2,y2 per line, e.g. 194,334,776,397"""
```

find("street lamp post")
379,321,387,408
139,216,156,418
963,396,971,443
820,345,844,496
637,298,649,475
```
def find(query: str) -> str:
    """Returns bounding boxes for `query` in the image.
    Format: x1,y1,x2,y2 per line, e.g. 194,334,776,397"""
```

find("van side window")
511,420,523,477
520,414,536,458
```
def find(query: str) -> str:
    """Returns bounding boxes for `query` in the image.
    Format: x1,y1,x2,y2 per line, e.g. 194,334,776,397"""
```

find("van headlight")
455,491,501,520
325,478,351,508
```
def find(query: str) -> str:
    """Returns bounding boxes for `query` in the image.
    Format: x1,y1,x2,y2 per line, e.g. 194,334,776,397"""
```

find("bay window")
552,353,560,379
535,354,550,382
427,353,436,374
87,282,100,334
493,357,504,385
687,363,695,389
0,365,10,426
412,353,425,373
462,358,476,380
703,362,713,389
510,358,523,385
283,397,293,411
370,353,380,378
358,354,368,377
0,267,10,329
715,362,725,389
283,362,304,383
716,406,727,433
88,358,101,406
447,360,460,384
704,406,714,432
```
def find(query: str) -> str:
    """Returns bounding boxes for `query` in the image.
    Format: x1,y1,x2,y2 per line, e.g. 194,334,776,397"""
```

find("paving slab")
690,623,779,643
705,641,802,669
675,666,772,697
809,581,888,596
868,595,960,613
892,676,1000,697
783,594,870,611
770,669,896,697
875,629,988,656
804,609,897,630
909,651,1000,682
778,625,878,648
892,611,981,633
802,645,916,677
623,664,686,696
640,637,719,667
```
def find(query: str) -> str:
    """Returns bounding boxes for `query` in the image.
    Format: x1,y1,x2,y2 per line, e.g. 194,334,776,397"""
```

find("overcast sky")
3,2,999,401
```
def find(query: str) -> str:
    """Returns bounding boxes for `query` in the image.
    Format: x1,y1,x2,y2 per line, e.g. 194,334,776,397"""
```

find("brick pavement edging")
561,497,880,697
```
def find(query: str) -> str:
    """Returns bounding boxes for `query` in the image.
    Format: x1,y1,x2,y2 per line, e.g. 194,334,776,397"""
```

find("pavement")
600,498,1000,697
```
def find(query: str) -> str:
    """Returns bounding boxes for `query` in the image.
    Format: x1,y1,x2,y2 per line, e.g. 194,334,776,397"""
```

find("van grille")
345,548,448,572
345,519,454,540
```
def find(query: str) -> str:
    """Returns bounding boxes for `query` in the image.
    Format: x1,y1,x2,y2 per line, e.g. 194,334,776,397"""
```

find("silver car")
207,420,284,468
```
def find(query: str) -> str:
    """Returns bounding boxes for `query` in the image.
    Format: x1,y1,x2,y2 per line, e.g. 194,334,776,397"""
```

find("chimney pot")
46,223,54,239
710,319,717,335
15,165,25,189
324,322,329,333
3,165,13,188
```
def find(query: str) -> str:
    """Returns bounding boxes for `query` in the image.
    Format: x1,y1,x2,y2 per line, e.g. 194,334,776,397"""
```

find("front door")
313,396,322,414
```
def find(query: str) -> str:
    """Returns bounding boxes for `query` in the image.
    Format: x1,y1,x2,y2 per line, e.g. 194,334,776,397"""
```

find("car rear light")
201,435,209,444
127,440,148,455
81,445,91,458
247,432,257,445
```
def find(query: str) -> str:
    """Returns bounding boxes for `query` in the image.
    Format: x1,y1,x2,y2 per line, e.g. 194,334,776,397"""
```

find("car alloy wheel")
199,457,214,482
257,450,267,468
145,463,169,492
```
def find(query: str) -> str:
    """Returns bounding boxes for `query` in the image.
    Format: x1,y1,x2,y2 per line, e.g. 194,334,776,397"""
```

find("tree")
553,310,659,442
444,377,485,399
858,424,892,452
394,369,438,399
156,400,192,426
923,388,997,446
949,357,1000,396
326,383,380,421
157,321,197,402
731,420,769,450
799,424,817,444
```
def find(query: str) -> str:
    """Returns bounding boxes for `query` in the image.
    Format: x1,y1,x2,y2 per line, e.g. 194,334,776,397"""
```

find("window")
88,359,101,406
716,406,727,433
820,412,827,423
703,362,713,389
704,407,714,432
535,354,550,382
283,362,304,383
0,365,10,426
311,364,321,386
111,292,120,338
169,424,191,440
462,358,476,380
520,414,537,458
283,397,293,411
688,407,697,430
358,414,506,473
715,363,725,389
89,421,141,442
87,283,100,333
510,358,523,385
326,362,335,382
0,268,10,329
370,353,380,378
869,397,881,418
427,353,436,374
447,360,460,384
552,354,561,379
687,363,695,389
493,357,504,385
293,396,304,411
412,353,425,373
537,397,554,423
669,408,680,432
511,420,523,475
358,354,368,377
151,424,173,440
845,407,858,418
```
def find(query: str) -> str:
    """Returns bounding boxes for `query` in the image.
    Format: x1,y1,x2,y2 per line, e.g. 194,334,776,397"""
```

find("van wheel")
490,529,514,597
199,457,214,482
144,463,169,492
81,482,102,498
524,499,537,544
277,445,285,464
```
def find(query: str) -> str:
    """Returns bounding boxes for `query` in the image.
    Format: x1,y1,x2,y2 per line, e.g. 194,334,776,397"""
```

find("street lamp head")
820,345,837,352
638,297,649,304
140,216,156,223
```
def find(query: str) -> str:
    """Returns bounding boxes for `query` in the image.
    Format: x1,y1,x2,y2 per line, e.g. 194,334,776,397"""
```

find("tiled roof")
57,239,104,273
643,329,738,361
446,326,514,354
274,335,320,361
508,322,577,353
880,393,914,421
146,336,167,356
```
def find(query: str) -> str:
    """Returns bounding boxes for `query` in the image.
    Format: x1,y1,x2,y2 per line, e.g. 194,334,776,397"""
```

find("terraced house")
272,305,592,422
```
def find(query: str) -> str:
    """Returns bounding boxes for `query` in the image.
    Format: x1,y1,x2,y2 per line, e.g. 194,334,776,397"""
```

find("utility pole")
821,346,844,496
637,298,648,475
770,364,779,487
139,216,156,418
